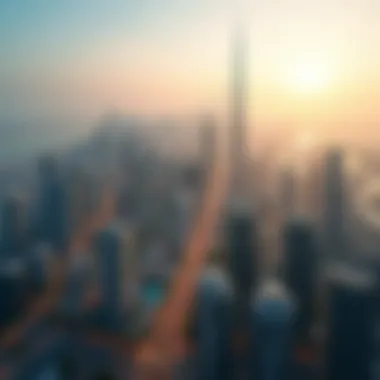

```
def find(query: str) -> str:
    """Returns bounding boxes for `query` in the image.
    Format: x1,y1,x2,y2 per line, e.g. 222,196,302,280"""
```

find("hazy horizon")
1,0,380,162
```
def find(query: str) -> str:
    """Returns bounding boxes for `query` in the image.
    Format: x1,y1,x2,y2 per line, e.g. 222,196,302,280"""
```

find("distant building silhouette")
226,200,257,298
282,217,318,344
322,148,346,258
93,221,132,331
324,263,376,380
36,155,69,253
230,24,249,194
251,278,297,380
0,194,27,257
65,164,95,235
0,257,28,328
38,155,59,184
225,199,257,344
194,266,234,380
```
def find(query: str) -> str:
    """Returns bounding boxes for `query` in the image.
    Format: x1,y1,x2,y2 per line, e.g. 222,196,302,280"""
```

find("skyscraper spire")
230,20,249,196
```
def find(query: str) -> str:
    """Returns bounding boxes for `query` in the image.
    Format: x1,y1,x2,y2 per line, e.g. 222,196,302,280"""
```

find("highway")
132,160,227,379
1,159,225,379
46,161,226,379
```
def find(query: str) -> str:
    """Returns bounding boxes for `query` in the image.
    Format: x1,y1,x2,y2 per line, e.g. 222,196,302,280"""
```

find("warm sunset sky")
1,0,380,148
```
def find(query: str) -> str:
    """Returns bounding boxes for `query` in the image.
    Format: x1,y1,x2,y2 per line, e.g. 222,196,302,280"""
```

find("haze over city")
2,1,380,379
1,0,380,163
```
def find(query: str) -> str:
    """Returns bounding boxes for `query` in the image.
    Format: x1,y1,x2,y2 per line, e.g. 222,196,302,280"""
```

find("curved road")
132,162,227,379
1,162,226,380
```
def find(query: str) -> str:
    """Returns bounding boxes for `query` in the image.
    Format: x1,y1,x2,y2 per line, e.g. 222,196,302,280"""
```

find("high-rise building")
194,266,234,380
226,199,257,297
64,163,96,235
38,155,59,184
0,194,27,257
324,263,376,380
323,148,346,259
93,220,136,331
0,257,28,328
251,278,297,380
282,217,318,344
36,155,69,253
230,25,249,194
225,199,257,338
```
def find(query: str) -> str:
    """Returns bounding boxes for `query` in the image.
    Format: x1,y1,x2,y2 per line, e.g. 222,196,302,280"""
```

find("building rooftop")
199,266,233,297
253,278,297,320
326,261,376,290
254,277,294,303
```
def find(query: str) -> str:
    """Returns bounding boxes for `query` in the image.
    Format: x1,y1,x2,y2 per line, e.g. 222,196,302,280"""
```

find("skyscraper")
251,278,297,380
93,220,134,331
230,24,249,194
0,194,27,257
36,155,69,253
323,148,346,259
0,257,28,328
194,266,234,380
65,163,95,235
324,263,376,380
226,200,257,296
282,217,318,344
225,199,257,336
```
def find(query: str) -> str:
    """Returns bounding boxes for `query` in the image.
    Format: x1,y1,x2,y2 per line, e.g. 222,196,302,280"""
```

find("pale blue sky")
1,0,380,154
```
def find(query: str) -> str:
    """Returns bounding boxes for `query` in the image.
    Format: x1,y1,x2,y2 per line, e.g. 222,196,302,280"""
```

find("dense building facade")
282,218,318,344
324,263,376,380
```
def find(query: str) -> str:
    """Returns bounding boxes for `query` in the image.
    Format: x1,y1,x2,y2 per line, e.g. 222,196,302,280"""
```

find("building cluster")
0,118,217,379
189,146,380,380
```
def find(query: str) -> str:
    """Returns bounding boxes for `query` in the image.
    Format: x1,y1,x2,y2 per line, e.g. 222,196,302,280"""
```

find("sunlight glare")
287,61,330,94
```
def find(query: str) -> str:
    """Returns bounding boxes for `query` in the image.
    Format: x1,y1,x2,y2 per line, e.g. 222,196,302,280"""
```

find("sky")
1,0,380,158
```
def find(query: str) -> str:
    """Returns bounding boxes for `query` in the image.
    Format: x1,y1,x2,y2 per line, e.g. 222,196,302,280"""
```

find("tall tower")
36,155,69,254
324,263,376,380
230,24,249,195
1,194,27,256
323,148,346,259
251,278,297,380
282,217,318,344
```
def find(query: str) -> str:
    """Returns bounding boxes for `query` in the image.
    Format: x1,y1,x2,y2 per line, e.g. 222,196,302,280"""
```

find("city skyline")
1,0,380,155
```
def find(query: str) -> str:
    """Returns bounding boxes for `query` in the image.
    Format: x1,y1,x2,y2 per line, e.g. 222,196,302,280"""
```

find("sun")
287,61,330,94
